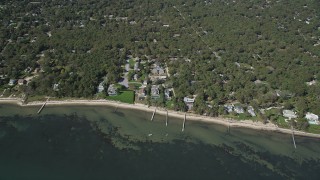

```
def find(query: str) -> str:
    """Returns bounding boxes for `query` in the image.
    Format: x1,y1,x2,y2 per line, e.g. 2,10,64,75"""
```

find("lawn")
277,116,289,128
106,91,135,104
26,95,48,102
165,100,174,109
307,125,320,134
128,82,142,90
129,59,135,68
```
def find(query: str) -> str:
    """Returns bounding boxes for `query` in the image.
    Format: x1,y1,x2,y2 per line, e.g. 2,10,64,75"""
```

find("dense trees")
0,0,319,115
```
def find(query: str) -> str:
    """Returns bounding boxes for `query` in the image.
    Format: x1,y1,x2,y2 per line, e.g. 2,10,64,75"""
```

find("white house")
283,110,297,119
184,96,195,110
134,62,139,71
97,82,105,93
183,97,195,103
305,112,319,125
247,106,256,117
8,79,16,86
53,83,59,91
234,105,244,114
107,84,117,96
133,74,138,81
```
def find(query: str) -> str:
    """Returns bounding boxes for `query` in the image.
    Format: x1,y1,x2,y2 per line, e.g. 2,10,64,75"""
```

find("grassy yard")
129,59,135,68
128,82,142,90
106,91,135,104
165,100,174,109
26,95,48,102
277,116,290,128
307,125,320,134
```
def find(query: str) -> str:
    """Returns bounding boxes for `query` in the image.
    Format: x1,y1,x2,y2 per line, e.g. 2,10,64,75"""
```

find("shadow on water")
112,111,125,117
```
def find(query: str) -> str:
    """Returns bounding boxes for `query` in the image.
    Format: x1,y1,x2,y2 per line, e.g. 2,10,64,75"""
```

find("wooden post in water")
182,113,186,132
151,109,156,121
165,110,168,126
114,103,119,112
291,125,297,149
37,97,49,114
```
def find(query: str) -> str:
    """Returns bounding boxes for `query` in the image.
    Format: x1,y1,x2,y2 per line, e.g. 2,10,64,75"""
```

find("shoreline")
1,98,320,139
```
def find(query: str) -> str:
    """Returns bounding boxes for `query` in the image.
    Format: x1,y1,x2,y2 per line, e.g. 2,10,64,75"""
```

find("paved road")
119,63,129,88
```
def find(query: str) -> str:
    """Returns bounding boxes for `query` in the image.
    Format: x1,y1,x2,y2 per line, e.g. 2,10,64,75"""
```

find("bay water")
0,104,319,179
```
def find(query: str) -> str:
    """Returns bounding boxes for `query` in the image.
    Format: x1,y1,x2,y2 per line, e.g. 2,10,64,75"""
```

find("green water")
0,104,320,180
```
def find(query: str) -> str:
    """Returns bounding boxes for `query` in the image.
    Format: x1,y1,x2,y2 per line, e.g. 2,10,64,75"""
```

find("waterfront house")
151,85,160,99
138,88,146,100
97,82,105,93
164,88,172,100
234,105,244,114
305,112,319,125
224,104,234,113
107,84,117,96
283,110,297,119
247,106,256,117
184,96,195,110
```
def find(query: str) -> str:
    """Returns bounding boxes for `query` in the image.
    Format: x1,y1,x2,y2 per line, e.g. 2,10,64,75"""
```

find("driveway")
119,63,130,88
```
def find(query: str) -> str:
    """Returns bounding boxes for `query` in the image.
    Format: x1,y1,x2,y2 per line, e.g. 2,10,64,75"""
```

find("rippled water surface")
0,104,319,180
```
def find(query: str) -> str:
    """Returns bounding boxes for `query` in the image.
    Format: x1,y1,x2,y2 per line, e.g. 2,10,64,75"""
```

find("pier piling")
182,113,186,132
114,104,119,112
291,126,297,149
165,110,168,126
151,109,156,121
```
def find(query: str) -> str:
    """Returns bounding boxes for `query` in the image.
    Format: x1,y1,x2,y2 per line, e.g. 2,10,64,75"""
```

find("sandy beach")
1,98,320,139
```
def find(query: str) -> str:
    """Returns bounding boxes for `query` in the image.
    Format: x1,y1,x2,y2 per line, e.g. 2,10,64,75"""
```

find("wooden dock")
37,97,49,114
291,126,297,149
151,109,156,121
182,113,186,132
165,110,168,126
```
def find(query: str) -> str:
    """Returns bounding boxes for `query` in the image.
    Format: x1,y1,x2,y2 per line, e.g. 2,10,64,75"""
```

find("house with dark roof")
164,88,173,100
151,85,160,99
138,88,146,100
